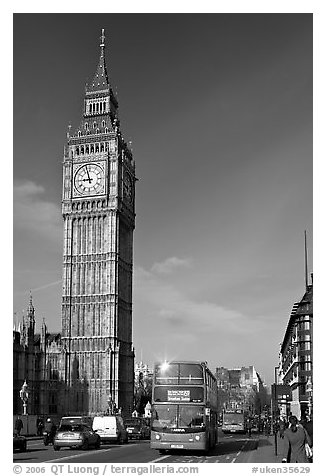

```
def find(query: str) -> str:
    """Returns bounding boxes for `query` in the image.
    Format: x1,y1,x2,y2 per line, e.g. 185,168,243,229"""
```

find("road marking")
46,446,130,463
231,457,236,463
149,455,171,463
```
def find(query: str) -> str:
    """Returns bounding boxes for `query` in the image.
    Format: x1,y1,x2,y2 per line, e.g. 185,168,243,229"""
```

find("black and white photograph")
10,9,318,471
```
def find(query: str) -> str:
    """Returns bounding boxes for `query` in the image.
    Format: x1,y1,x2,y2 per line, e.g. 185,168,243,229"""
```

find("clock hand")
83,166,92,183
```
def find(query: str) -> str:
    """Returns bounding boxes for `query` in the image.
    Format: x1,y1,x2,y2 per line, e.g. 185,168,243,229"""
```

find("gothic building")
13,29,136,418
13,294,63,416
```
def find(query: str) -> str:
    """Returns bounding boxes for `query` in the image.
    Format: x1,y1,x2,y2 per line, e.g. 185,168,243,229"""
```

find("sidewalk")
248,434,285,463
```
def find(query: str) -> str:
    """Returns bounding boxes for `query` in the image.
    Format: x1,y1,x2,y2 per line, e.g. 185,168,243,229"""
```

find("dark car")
53,423,101,451
125,418,150,440
13,433,27,452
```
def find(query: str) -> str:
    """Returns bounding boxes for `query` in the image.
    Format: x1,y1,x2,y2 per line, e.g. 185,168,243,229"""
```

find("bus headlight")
195,435,201,441
155,434,161,440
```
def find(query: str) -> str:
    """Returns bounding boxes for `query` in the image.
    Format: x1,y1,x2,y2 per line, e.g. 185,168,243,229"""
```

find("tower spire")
100,28,105,55
86,28,110,93
304,230,308,291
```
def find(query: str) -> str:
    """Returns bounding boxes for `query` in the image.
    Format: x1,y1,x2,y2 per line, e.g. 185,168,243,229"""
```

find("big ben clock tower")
61,29,135,415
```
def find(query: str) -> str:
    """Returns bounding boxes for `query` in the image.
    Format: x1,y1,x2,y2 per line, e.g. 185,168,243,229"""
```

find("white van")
92,415,128,444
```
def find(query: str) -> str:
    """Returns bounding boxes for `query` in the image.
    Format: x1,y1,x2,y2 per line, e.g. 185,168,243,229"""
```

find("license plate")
171,444,184,449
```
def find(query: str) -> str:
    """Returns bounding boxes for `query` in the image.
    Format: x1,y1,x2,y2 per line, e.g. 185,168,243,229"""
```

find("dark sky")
13,13,313,385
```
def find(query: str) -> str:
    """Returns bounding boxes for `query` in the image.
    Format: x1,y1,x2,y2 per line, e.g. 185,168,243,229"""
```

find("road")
13,431,260,464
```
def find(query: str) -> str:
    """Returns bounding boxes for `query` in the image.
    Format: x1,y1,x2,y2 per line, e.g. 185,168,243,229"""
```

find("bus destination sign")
167,389,191,402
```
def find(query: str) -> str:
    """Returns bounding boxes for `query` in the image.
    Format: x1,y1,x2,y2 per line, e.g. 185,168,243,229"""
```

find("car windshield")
59,424,84,432
125,419,141,426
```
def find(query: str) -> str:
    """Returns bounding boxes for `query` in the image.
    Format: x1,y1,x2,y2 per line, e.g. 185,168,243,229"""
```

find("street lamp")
19,380,29,415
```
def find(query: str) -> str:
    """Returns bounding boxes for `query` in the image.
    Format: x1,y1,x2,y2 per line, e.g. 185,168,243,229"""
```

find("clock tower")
61,29,135,415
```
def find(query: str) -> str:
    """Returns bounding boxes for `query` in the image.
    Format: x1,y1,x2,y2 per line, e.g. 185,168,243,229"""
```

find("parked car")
53,423,100,451
92,415,128,444
13,433,27,452
124,418,150,440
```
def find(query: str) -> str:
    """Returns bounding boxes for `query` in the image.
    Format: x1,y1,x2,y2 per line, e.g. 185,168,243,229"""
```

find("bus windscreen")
152,405,205,431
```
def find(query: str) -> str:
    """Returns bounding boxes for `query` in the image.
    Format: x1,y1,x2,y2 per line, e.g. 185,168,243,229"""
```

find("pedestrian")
301,415,313,462
247,419,252,438
265,420,271,436
281,415,312,463
14,416,23,435
44,418,57,442
279,418,287,439
37,418,44,436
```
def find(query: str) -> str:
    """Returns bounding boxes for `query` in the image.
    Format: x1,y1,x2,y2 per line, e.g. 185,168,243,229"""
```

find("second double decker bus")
150,361,218,453
222,409,248,434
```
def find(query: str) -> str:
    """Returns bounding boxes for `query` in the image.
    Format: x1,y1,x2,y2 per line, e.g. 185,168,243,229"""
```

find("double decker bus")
150,361,218,453
222,409,248,434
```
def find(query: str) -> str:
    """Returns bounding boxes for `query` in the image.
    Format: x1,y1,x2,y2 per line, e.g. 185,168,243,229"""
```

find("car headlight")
155,434,161,440
195,435,201,441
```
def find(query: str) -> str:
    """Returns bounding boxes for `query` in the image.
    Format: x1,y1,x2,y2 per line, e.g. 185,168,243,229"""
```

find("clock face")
74,163,105,196
123,173,133,201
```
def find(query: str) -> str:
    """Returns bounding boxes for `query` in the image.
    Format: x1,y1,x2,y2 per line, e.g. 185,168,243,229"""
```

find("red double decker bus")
150,361,218,453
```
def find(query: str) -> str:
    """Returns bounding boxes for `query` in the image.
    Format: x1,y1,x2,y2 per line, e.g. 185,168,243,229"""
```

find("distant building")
135,361,153,382
216,366,268,414
279,275,313,419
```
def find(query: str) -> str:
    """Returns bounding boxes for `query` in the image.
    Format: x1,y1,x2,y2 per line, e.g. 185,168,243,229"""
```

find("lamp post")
273,366,279,456
19,380,29,415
